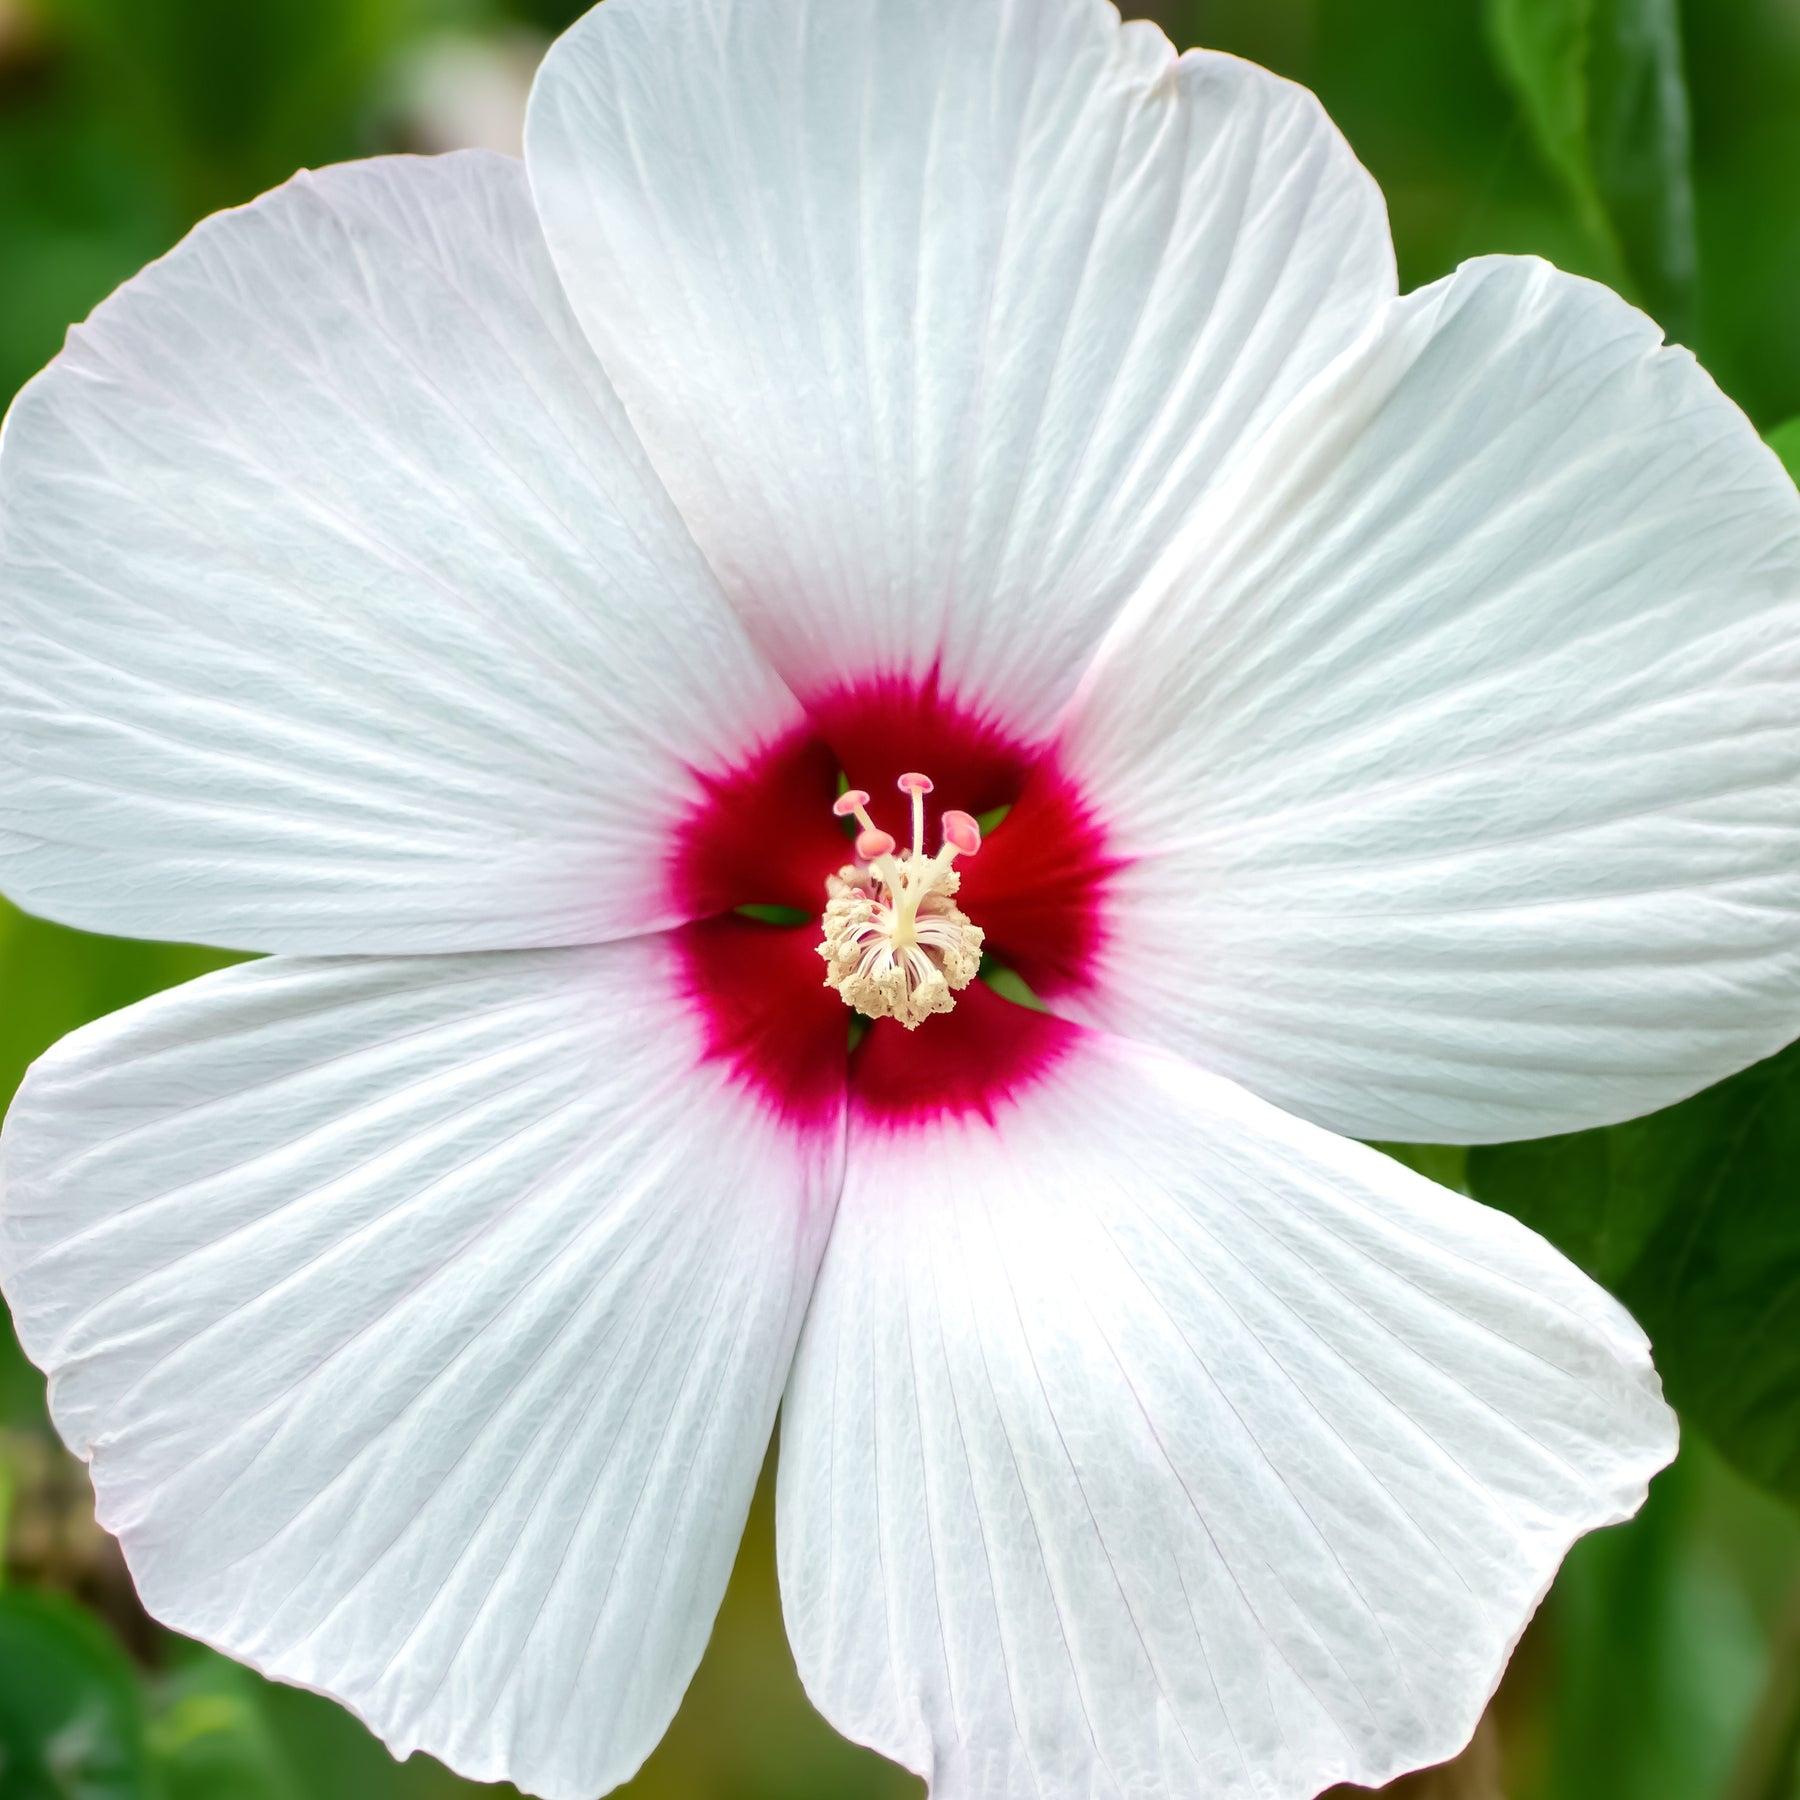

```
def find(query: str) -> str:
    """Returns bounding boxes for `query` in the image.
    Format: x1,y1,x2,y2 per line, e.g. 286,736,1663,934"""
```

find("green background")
3,0,1800,1795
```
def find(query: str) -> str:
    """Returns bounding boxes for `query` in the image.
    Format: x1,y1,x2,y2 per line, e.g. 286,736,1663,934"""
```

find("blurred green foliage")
1486,0,1697,335
1473,1044,1800,1505
2,0,1800,1796
1773,417,1800,482
43,0,418,211
0,1589,148,1798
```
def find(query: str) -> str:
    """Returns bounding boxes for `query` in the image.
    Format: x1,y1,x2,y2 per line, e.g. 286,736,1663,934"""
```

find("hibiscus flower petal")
780,1010,1672,1799
0,150,801,954
1055,256,1800,1143
0,942,842,1800
525,0,1395,740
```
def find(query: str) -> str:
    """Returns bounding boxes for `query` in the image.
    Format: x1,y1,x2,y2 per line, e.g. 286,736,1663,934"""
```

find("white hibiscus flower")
2,1,1798,1797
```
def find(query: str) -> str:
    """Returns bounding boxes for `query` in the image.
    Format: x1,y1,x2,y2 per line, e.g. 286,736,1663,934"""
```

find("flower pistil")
818,773,984,1029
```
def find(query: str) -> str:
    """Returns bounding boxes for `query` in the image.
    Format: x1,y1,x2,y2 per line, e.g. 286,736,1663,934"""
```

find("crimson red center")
665,675,1119,1129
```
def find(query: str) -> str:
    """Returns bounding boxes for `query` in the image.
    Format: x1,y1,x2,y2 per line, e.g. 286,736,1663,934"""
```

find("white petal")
525,0,1394,739
0,943,841,1800
779,1022,1672,1800
0,150,801,953
1057,256,1800,1143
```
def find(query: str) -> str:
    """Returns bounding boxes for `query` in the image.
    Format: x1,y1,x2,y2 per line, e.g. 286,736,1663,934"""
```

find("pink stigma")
942,810,982,857
829,771,982,868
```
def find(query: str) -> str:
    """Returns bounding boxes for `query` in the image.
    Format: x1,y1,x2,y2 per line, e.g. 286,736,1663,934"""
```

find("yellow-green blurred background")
3,1,1800,1796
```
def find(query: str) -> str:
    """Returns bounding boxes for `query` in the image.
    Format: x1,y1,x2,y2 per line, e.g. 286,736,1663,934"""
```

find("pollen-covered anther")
818,774,985,1030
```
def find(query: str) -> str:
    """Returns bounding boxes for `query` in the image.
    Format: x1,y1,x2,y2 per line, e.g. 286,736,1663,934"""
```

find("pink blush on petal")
806,668,1032,828
959,758,1122,1003
674,915,848,1134
665,671,1126,1127
850,980,1079,1129
668,725,848,920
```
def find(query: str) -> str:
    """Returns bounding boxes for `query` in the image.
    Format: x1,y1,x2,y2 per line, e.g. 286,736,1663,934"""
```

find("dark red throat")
667,673,1120,1132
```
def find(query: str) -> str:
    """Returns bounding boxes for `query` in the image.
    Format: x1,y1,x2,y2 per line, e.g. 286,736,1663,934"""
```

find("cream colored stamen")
818,777,985,1029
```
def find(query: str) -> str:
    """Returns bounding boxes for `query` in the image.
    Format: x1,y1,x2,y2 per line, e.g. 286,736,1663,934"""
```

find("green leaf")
0,1589,149,1799
36,0,424,214
734,904,813,928
1369,1141,1470,1195
1586,0,1697,330
1460,1110,1679,1291
1768,417,1800,484
0,56,186,411
1485,0,1698,336
979,962,1049,1014
252,1680,520,1799
1,1316,44,1434
0,902,242,1116
1533,1446,1782,1800
1486,0,1598,220
1468,1039,1800,1505
146,1653,301,1800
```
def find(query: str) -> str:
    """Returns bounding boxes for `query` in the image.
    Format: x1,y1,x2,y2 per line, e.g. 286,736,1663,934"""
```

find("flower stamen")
819,774,985,1029
897,770,933,857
